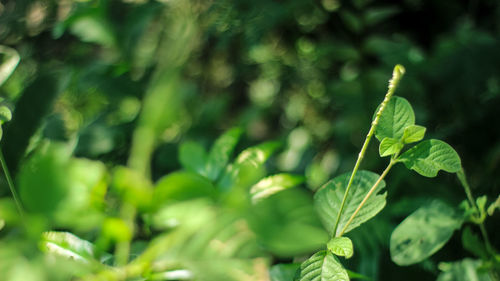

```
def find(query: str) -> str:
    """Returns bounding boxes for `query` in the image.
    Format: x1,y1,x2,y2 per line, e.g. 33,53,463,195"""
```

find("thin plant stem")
457,168,493,253
338,160,395,237
0,149,24,219
332,65,405,236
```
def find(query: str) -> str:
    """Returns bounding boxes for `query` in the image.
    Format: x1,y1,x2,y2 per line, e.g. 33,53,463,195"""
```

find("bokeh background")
0,0,499,280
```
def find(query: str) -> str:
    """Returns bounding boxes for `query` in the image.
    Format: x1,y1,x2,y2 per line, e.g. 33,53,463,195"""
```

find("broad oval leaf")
41,231,98,264
250,173,304,203
153,171,216,207
379,137,403,157
205,128,242,181
399,139,461,177
375,96,415,141
402,125,426,144
327,237,353,258
314,170,386,236
390,200,463,266
179,141,207,175
294,250,349,281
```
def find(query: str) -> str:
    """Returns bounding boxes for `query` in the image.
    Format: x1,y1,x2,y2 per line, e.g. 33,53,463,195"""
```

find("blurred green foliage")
0,0,499,280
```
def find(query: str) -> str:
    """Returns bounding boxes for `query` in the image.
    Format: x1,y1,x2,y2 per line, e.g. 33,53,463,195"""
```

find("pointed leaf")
399,139,461,177
294,250,350,281
250,173,304,203
327,237,354,259
402,125,426,144
390,200,463,266
205,128,243,181
40,231,98,264
374,96,415,141
379,137,403,157
314,170,386,236
179,141,207,175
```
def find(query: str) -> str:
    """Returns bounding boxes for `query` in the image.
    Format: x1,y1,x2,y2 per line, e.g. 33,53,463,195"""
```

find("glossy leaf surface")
250,173,304,203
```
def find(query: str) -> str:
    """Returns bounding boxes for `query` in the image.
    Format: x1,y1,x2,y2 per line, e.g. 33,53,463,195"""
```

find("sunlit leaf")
179,141,207,175
398,139,461,177
40,231,98,264
250,173,304,203
314,170,386,236
327,237,354,258
294,250,350,281
401,125,426,144
205,128,242,181
379,137,403,157
374,96,415,141
437,259,493,281
390,200,463,266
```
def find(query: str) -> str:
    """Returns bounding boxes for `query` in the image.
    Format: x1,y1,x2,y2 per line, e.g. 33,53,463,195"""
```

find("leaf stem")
332,65,405,235
457,168,494,254
338,160,395,237
0,149,24,219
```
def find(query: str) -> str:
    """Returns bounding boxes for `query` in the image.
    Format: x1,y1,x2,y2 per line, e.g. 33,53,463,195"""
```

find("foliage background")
0,0,499,280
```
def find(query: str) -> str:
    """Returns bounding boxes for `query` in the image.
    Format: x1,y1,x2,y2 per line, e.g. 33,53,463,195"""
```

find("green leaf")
327,237,354,259
294,250,350,281
40,231,98,263
390,200,463,266
437,259,494,281
217,141,281,191
398,139,461,177
153,171,216,206
270,264,300,281
248,189,328,257
0,105,12,123
179,141,207,175
487,195,500,216
250,173,304,203
205,128,242,181
379,137,403,157
374,96,415,141
402,125,426,144
314,170,386,236
461,227,489,259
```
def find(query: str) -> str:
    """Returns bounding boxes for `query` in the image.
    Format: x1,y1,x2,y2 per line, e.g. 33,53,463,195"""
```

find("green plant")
289,65,499,281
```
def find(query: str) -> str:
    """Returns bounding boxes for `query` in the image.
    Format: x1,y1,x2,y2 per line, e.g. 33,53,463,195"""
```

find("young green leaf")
437,259,494,281
41,231,98,264
398,139,461,177
179,141,207,175
401,125,426,144
487,195,500,216
327,237,354,258
390,200,463,266
379,137,403,157
205,128,243,181
294,250,350,281
461,227,489,259
314,170,386,237
374,96,415,141
250,173,304,203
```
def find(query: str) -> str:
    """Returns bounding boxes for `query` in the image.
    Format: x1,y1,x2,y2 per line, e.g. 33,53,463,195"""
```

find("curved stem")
338,160,394,237
332,65,405,235
0,149,24,219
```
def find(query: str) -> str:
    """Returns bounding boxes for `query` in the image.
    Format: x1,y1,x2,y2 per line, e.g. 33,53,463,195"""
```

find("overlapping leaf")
205,128,242,181
294,250,349,281
314,170,386,236
374,96,415,141
250,173,304,203
398,139,461,177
